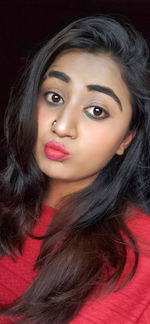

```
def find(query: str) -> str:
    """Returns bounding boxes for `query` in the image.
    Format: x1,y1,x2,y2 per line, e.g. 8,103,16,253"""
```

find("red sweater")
0,206,150,323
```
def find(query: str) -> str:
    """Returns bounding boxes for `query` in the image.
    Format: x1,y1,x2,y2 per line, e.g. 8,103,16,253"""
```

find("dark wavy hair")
1,15,150,324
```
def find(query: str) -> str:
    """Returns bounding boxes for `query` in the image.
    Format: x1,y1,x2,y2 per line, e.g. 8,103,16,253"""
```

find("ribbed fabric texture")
0,205,54,323
0,206,150,323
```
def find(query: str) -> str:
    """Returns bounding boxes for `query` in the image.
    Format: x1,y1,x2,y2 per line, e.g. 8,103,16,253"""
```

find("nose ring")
52,120,57,126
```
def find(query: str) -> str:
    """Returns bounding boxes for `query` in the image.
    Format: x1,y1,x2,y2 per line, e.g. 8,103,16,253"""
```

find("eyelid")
86,94,114,113
41,80,66,95
43,86,64,96
40,81,66,96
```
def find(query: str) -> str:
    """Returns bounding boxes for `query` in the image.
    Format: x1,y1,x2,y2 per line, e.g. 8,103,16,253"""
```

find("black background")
0,0,150,123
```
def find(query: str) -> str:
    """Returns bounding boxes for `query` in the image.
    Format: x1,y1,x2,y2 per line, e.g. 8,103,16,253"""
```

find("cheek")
82,124,126,154
37,104,48,122
36,105,52,137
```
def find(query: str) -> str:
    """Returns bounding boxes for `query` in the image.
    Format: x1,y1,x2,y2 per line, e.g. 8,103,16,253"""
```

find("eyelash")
84,106,109,120
43,91,64,106
43,91,109,120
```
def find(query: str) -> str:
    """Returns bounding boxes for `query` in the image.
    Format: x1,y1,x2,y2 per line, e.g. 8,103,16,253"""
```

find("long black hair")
1,15,150,324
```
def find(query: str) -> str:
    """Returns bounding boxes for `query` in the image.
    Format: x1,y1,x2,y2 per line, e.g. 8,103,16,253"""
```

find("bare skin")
34,50,134,207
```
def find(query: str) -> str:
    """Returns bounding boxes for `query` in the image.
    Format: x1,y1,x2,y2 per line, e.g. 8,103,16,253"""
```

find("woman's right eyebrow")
41,70,71,84
47,70,71,83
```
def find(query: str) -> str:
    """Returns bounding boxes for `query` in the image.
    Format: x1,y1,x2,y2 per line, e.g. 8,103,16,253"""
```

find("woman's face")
34,50,133,188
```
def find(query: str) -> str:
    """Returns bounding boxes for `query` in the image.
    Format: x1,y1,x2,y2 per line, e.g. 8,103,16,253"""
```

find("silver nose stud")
52,120,57,126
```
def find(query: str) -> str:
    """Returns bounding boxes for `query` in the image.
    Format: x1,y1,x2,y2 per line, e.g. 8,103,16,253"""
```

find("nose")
51,104,78,139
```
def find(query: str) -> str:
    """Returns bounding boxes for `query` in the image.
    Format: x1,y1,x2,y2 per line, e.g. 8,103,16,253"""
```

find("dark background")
0,0,150,129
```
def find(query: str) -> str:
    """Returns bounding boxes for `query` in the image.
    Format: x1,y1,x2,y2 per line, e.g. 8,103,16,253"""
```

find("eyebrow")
45,70,123,111
87,85,123,111
47,70,71,83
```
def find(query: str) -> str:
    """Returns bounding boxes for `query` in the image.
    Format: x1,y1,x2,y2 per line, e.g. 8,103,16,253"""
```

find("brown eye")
93,106,103,116
51,93,61,103
84,105,109,120
44,92,64,105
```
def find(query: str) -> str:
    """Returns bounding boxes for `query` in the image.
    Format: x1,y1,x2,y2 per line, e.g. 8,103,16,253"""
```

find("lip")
44,140,70,161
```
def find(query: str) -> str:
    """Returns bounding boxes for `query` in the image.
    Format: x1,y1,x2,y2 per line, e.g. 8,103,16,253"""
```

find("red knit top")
0,206,150,323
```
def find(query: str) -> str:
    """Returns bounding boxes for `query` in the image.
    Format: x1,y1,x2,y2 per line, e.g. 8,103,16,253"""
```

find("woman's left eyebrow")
87,84,123,111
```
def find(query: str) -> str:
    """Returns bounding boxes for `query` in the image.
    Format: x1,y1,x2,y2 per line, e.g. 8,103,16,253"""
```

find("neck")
43,176,97,208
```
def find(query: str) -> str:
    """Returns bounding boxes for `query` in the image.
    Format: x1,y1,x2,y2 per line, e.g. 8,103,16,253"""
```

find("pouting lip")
45,140,70,155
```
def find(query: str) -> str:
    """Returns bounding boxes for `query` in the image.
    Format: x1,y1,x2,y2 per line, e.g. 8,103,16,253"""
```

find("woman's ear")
116,129,136,156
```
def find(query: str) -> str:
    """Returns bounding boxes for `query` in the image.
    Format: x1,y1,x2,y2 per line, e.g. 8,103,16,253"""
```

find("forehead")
47,50,130,96
49,50,120,80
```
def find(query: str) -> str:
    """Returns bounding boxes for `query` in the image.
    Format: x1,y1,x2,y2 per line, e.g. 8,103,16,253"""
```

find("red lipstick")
44,141,70,161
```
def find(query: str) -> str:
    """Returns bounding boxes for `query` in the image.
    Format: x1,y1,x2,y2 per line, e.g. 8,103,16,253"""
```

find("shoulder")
70,208,150,324
127,207,150,251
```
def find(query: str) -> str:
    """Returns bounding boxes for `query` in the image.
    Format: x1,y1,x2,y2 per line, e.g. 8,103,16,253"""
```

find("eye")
84,106,109,120
44,91,64,106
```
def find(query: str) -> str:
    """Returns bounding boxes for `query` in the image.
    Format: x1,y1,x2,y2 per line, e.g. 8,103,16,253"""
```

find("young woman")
0,16,150,324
